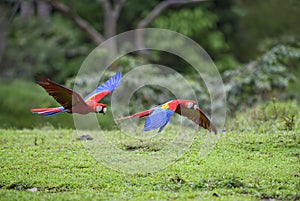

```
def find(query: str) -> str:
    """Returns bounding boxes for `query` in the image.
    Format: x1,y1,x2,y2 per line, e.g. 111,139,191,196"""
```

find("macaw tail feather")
31,107,67,116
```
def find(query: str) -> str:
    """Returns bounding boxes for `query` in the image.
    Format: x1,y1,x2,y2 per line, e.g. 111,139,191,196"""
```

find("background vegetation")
0,0,299,129
0,1,299,200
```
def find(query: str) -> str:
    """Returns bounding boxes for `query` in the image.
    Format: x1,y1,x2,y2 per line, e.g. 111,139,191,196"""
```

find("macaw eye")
96,106,102,112
187,102,194,109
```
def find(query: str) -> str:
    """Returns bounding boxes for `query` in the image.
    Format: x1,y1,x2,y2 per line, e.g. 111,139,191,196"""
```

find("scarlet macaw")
31,72,122,116
117,99,217,134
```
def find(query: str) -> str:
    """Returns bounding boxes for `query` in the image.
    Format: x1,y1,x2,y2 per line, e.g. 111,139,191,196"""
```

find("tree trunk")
0,22,8,68
103,0,124,56
37,0,51,20
20,0,34,21
50,0,105,45
104,11,117,39
104,8,118,55
0,2,19,70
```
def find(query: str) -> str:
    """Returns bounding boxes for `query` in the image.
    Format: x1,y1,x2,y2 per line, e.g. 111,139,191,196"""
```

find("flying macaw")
116,99,217,134
31,72,122,116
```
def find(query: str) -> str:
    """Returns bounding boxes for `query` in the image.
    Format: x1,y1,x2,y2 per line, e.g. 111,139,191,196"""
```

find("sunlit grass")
0,119,299,200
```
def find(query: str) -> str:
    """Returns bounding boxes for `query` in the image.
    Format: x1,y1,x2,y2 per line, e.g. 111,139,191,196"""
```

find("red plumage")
31,72,122,116
116,99,217,134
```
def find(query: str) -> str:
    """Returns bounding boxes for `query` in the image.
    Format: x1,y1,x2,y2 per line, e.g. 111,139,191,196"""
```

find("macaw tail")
31,107,67,116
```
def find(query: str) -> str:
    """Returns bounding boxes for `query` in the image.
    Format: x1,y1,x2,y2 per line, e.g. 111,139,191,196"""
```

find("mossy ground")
0,120,299,200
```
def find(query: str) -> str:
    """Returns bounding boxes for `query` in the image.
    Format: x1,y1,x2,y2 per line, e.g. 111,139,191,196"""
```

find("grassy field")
0,115,299,201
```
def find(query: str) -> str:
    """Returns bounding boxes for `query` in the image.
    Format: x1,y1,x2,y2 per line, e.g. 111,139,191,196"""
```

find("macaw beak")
103,107,107,115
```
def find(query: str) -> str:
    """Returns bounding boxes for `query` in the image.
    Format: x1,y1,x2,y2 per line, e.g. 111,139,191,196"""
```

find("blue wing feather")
158,110,174,132
84,72,122,100
143,108,174,132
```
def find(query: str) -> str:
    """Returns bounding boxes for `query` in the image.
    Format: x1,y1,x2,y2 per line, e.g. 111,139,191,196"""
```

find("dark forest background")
0,0,299,129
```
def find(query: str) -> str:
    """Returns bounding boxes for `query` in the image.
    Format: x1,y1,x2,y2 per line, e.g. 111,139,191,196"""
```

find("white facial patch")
96,106,102,112
187,102,194,109
103,107,107,113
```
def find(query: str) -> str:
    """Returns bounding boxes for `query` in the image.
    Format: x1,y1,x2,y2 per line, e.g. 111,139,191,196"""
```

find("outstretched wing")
36,77,87,109
143,108,175,133
115,108,155,121
31,106,66,116
84,72,122,103
175,104,217,134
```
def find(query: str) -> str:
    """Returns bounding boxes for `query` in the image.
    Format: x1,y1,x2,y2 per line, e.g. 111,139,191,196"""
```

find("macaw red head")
162,100,198,111
177,99,198,110
95,103,107,114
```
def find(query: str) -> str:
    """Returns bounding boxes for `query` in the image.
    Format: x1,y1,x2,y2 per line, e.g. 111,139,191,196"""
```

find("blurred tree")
224,41,300,112
0,1,18,67
20,0,34,20
233,0,300,62
149,4,239,73
135,0,209,49
3,0,299,98
229,0,300,103
2,0,243,81
49,0,209,53
37,0,51,20
19,0,51,21
49,0,105,45
2,0,300,129
2,14,91,82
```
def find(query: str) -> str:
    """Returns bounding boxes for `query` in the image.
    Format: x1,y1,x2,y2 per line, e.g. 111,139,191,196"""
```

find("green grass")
0,122,299,200
0,100,299,200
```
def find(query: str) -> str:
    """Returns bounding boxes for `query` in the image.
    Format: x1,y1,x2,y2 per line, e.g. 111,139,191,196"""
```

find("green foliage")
232,100,300,132
233,0,300,61
120,0,161,30
259,35,300,98
2,15,91,82
72,0,104,32
0,123,299,200
153,7,217,37
2,0,300,126
224,43,300,112
152,6,239,73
